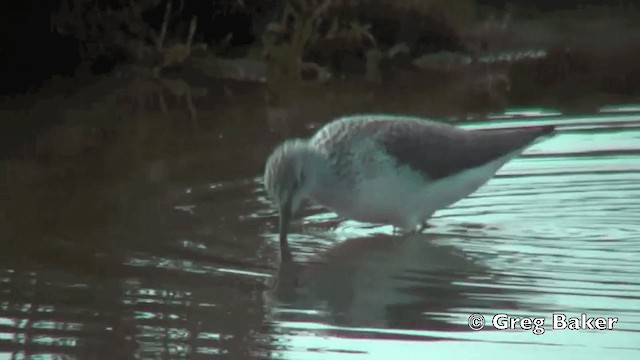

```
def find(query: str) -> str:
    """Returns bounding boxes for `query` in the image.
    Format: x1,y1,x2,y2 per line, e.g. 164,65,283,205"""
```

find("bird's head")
264,139,317,253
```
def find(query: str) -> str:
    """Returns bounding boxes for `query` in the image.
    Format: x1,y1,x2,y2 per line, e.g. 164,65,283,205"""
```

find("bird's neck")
299,147,341,206
302,146,328,177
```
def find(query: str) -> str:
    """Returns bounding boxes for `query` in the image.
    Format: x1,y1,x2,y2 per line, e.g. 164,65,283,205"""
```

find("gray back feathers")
312,115,555,180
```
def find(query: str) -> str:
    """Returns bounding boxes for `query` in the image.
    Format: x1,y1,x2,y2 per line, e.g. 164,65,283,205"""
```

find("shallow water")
1,106,640,359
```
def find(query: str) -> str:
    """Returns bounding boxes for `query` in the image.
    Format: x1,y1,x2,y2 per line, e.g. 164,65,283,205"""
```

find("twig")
187,16,197,47
155,0,172,50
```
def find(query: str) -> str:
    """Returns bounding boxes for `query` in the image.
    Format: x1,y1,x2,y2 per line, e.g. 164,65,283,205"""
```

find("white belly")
334,150,523,230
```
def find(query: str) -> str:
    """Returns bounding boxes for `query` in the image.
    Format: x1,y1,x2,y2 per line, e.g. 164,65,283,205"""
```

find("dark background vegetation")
0,0,632,96
1,0,638,96
0,0,639,177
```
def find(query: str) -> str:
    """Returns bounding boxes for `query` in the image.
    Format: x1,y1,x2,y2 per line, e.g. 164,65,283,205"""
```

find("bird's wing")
360,117,554,180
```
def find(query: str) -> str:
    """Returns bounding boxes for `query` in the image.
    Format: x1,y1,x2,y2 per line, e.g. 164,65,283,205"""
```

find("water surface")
1,107,639,359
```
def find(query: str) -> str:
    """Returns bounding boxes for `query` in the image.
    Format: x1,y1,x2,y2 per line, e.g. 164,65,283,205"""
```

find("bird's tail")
536,125,556,136
479,124,555,134
524,125,556,144
478,124,557,142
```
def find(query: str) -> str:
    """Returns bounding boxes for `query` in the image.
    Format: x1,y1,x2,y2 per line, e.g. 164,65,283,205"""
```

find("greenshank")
264,115,555,259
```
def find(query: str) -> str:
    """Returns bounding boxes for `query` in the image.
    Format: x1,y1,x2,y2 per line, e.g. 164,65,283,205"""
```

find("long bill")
279,197,292,260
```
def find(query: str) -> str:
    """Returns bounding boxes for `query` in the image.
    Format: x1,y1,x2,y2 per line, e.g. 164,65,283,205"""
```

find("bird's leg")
392,225,415,238
417,221,433,233
392,226,409,236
